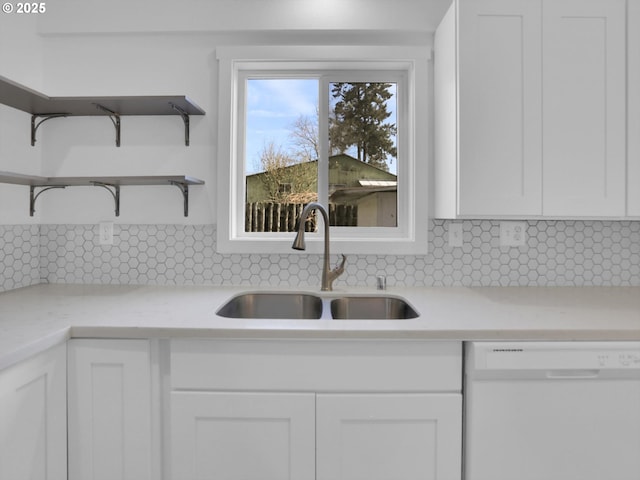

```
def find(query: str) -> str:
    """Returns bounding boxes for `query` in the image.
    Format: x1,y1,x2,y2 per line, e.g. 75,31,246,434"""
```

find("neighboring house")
246,154,397,227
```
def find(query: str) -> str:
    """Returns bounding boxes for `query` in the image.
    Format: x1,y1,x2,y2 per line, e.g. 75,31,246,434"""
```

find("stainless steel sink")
216,292,323,319
330,296,419,320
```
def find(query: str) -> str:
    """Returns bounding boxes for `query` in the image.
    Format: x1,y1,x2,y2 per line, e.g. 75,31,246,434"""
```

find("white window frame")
216,46,430,254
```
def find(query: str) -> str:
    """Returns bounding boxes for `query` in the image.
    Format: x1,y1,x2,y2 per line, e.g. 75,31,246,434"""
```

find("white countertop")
1,283,640,370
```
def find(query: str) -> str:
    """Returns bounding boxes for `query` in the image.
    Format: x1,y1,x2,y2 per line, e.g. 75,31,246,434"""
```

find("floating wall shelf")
0,75,206,146
0,171,204,217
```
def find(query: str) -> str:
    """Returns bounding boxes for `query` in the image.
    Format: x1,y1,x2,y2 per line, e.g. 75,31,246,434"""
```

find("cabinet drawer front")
170,339,461,392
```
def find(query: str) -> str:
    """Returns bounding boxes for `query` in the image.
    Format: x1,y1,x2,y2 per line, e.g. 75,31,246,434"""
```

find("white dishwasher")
465,342,640,480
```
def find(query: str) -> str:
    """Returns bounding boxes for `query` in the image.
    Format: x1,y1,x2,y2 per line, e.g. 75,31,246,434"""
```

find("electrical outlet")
500,221,527,247
448,223,463,247
99,222,114,245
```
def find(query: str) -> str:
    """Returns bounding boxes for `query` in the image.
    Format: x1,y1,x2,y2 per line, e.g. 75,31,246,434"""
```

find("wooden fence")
245,202,357,232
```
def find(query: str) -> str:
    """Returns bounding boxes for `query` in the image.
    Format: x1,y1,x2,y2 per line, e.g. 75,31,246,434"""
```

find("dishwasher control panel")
468,342,640,372
600,352,640,367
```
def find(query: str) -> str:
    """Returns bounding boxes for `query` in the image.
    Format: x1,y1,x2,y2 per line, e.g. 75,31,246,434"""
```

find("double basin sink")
216,292,419,320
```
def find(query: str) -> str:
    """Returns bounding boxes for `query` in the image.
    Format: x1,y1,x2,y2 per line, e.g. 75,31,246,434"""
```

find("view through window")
244,78,398,233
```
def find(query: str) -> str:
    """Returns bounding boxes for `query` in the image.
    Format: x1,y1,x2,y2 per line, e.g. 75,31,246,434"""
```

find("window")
216,46,430,254
278,183,292,195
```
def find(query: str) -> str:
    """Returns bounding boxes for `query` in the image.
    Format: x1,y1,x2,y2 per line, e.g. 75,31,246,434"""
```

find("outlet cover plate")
99,222,114,245
500,221,526,247
448,223,463,247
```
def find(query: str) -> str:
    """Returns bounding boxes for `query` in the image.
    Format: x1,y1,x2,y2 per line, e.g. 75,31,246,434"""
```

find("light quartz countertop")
1,283,640,370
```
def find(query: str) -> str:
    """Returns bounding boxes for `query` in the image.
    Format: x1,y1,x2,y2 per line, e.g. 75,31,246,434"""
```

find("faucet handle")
327,254,347,289
333,254,347,275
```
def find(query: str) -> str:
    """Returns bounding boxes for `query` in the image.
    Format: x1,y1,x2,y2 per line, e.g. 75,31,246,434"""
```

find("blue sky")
245,79,397,175
245,79,318,174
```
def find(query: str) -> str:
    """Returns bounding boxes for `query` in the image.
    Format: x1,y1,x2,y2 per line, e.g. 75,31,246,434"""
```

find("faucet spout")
292,202,346,291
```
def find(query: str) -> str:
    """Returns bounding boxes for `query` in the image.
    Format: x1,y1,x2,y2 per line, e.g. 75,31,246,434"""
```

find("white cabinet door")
67,339,153,480
628,0,640,217
170,392,315,480
542,0,626,217
0,344,67,480
458,0,542,216
435,0,627,219
316,394,462,480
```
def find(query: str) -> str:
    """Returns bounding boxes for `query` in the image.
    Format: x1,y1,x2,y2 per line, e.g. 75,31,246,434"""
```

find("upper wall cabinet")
542,0,626,217
434,0,626,219
629,0,640,217
435,0,542,218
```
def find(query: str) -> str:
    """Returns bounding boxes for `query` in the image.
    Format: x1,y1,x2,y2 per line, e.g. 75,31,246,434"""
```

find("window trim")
216,46,430,254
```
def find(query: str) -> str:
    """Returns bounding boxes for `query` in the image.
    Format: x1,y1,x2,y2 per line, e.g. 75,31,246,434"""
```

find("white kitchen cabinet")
67,339,153,480
316,393,462,480
0,344,67,480
542,0,626,217
171,392,316,480
435,0,542,217
628,0,640,217
169,339,462,480
434,0,626,218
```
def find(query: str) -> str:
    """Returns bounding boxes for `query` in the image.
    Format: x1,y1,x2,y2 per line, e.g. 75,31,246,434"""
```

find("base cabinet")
0,344,67,480
67,339,153,480
316,393,462,480
168,339,463,480
171,392,316,480
170,391,462,480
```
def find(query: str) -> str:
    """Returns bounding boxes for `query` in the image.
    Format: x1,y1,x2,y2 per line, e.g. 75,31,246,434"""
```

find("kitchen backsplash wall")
0,225,41,292
2,220,639,293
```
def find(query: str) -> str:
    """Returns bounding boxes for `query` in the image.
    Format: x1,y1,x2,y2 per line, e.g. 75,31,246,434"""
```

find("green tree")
329,82,397,170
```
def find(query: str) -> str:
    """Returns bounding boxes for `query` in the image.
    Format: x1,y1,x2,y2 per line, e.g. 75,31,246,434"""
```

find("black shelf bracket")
15,175,201,217
94,104,121,147
31,114,68,146
91,182,121,217
170,102,191,146
169,180,191,217
30,185,66,216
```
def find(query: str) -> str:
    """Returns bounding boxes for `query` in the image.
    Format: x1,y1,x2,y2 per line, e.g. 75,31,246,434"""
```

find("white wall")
0,14,43,223
5,0,635,226
39,33,216,224
37,0,451,35
0,0,441,225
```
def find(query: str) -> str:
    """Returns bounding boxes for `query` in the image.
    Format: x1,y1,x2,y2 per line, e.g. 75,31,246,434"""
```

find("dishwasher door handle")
546,369,601,379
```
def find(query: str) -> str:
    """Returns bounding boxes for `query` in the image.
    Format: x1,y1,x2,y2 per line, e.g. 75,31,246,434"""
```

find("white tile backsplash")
0,225,41,293
2,220,639,293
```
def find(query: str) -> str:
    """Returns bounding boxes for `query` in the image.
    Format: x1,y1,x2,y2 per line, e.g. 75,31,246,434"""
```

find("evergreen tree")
329,82,397,170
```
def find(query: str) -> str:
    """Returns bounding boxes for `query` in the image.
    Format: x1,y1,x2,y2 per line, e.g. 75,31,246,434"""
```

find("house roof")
330,185,397,203
247,154,397,181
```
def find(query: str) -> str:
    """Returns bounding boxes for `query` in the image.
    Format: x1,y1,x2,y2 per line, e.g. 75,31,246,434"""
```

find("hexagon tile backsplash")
1,220,640,293
0,225,40,292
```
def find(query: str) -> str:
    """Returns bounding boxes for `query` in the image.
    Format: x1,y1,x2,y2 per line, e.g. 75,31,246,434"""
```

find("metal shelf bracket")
91,182,121,217
170,102,191,146
94,104,121,147
20,176,200,217
169,180,191,217
31,114,68,146
30,185,66,216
